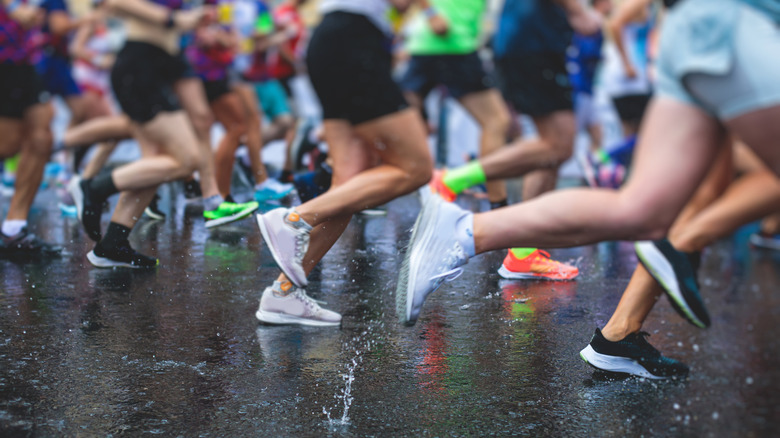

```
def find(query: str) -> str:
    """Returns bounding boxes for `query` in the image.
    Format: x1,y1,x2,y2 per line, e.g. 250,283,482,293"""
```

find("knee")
615,197,673,241
482,107,511,140
28,128,53,156
407,156,433,189
190,111,214,138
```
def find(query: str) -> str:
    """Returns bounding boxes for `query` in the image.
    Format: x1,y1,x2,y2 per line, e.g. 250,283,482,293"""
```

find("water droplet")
673,403,680,410
746,377,754,385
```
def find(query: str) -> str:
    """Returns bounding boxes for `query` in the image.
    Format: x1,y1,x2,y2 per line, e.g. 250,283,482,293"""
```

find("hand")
10,5,45,29
428,13,449,36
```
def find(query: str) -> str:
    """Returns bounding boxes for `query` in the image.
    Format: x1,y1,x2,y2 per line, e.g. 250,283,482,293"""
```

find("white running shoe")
256,208,311,287
396,194,473,326
255,283,342,327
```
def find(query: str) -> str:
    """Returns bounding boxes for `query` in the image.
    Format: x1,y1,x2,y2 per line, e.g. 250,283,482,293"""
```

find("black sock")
88,170,119,202
490,199,508,210
98,222,131,251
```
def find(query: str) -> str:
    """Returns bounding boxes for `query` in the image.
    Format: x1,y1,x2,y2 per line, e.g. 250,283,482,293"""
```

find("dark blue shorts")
399,52,494,100
36,55,81,98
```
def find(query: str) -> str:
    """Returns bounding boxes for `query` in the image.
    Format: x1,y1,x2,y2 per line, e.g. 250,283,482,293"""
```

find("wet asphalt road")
0,183,778,437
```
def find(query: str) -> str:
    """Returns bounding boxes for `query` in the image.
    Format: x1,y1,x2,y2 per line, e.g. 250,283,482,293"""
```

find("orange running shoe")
429,169,457,202
498,249,579,281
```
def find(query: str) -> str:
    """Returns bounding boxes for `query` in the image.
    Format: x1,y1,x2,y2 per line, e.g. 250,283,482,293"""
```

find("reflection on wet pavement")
0,189,778,436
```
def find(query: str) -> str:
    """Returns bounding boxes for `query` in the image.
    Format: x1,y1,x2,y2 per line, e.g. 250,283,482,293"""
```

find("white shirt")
320,0,391,34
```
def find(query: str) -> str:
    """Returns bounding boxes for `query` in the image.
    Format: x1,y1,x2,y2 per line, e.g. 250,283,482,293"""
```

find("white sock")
455,212,476,258
2,219,27,237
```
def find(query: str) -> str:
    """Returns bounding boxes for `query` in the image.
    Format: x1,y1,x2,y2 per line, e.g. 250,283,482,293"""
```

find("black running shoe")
144,194,166,220
68,176,104,241
0,228,62,259
580,328,689,379
635,239,710,328
87,241,158,269
183,179,202,202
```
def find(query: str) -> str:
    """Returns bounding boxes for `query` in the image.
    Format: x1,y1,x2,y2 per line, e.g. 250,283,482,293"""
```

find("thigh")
620,97,727,227
211,91,247,131
458,88,509,127
353,108,432,172
323,120,376,185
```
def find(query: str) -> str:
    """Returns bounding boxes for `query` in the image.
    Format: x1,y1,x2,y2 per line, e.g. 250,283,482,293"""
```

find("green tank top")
406,0,486,55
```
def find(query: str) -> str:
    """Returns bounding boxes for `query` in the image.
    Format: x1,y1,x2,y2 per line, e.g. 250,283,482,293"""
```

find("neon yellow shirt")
406,0,485,55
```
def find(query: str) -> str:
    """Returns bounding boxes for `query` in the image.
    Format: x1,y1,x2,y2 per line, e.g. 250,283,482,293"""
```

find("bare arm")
3,0,44,29
554,0,602,35
69,19,94,62
106,0,209,32
389,0,415,14
607,0,654,79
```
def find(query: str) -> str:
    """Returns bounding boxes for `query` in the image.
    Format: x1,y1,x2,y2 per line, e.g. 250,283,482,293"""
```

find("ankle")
601,320,642,342
272,279,295,297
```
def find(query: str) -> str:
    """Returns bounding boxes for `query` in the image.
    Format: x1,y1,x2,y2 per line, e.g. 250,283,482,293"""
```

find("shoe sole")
67,177,84,222
497,265,578,281
205,204,259,229
256,213,308,287
579,345,667,380
144,207,165,221
396,192,440,326
635,241,708,328
749,234,780,251
87,250,143,269
255,309,340,327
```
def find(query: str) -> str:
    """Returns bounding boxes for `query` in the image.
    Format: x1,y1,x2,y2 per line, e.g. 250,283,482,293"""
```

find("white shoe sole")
256,213,308,287
87,250,141,269
398,194,440,325
67,177,84,222
255,309,340,327
579,345,666,379
497,265,575,281
144,207,165,220
635,241,705,328
750,234,780,250
205,204,259,229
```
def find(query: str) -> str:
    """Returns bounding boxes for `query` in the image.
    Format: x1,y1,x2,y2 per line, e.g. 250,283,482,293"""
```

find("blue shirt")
493,0,572,58
567,31,604,95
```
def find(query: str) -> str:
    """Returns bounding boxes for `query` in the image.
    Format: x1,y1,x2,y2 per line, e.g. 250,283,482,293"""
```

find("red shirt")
269,3,303,80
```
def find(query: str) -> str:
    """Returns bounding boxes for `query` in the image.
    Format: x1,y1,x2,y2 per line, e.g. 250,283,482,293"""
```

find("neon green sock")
4,154,19,174
443,161,486,195
510,247,536,259
596,149,610,164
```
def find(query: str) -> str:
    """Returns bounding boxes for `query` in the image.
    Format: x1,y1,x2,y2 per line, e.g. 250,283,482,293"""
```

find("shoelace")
293,290,327,309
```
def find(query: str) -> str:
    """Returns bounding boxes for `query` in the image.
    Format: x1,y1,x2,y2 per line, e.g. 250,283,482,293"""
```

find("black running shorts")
495,54,573,117
111,42,191,124
306,12,408,125
202,78,232,103
400,52,494,100
0,63,48,119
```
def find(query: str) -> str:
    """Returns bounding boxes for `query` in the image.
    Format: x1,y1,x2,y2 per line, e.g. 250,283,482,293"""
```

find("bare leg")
175,77,220,198
601,143,734,341
276,121,376,283
479,111,575,191
110,132,163,228
5,103,54,221
81,141,118,179
458,89,511,203
63,114,132,146
110,112,202,191
210,91,249,197
295,109,432,226
471,98,725,253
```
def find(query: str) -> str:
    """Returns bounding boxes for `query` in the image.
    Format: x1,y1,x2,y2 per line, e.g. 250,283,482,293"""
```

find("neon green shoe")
204,201,259,228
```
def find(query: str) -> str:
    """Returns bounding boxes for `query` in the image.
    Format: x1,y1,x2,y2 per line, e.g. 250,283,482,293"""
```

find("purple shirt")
0,1,40,64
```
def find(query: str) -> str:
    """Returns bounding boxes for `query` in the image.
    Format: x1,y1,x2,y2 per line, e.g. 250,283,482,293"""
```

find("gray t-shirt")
320,0,391,34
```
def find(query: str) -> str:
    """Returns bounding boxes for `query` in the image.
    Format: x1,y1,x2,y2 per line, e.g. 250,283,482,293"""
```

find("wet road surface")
1,184,778,436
